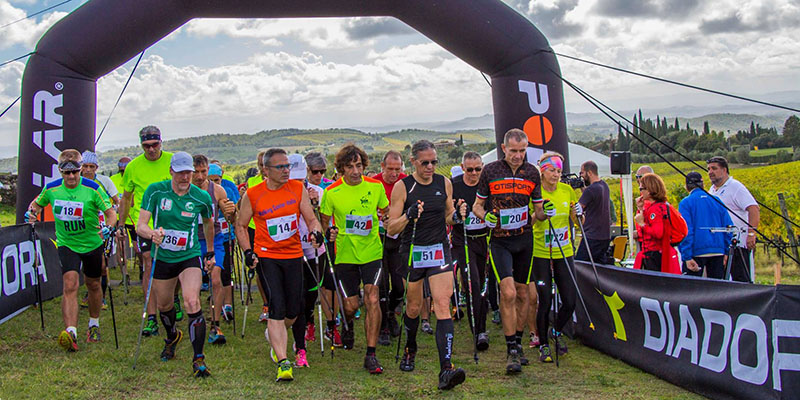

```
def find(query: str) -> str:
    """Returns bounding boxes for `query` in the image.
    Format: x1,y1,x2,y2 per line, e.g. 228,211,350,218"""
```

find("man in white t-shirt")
707,156,760,283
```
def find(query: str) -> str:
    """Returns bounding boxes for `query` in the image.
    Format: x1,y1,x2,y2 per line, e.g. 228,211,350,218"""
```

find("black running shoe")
518,345,529,366
399,347,416,372
378,328,391,346
342,328,355,350
161,330,183,361
438,366,466,390
506,348,522,374
363,354,384,374
476,332,489,351
192,355,211,378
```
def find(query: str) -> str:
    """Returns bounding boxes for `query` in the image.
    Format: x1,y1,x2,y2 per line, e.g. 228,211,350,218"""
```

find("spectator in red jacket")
634,173,680,274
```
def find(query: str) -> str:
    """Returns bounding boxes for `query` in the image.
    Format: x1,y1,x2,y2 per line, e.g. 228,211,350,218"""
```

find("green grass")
0,263,700,399
750,147,793,157
0,204,15,226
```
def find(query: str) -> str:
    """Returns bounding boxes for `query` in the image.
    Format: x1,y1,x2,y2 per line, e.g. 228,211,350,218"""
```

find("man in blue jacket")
678,172,734,279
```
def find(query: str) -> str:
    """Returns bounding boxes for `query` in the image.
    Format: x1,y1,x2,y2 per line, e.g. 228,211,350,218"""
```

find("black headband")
140,133,161,143
58,160,82,171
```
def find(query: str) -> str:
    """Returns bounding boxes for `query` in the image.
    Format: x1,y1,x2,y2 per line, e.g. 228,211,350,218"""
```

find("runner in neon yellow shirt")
26,149,116,352
319,144,389,373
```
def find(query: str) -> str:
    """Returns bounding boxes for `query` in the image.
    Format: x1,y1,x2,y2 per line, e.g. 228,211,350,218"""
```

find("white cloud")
183,18,365,49
0,1,67,49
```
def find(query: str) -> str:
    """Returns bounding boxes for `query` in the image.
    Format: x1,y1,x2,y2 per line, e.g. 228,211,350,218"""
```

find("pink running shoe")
295,349,309,368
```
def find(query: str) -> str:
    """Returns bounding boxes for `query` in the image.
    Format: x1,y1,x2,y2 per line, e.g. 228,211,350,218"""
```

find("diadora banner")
572,261,800,399
0,223,62,324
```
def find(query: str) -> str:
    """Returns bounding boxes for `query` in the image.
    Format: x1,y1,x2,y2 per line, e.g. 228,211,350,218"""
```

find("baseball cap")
208,164,222,177
171,151,194,172
81,151,99,166
289,154,307,180
685,171,703,185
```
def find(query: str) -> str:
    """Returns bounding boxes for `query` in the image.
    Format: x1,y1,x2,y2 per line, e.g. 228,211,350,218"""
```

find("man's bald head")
636,165,653,176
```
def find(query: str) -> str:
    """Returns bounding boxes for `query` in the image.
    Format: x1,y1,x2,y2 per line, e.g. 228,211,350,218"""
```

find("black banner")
572,262,800,399
0,222,62,324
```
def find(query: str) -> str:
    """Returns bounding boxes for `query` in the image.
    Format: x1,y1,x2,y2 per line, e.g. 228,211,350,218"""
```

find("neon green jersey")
123,151,172,227
533,182,578,259
320,177,389,264
247,174,265,230
35,177,112,254
141,181,214,263
110,172,133,225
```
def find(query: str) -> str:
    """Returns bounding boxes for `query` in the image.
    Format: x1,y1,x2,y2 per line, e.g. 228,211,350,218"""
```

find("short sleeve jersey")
123,151,173,227
475,159,543,238
94,174,118,199
299,183,327,259
141,180,213,263
320,176,389,264
373,172,407,236
533,182,578,259
709,176,758,247
578,180,611,240
35,177,112,253
248,179,305,259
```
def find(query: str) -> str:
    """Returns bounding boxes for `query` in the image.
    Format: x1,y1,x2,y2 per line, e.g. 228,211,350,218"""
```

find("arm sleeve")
733,185,758,210
99,175,118,198
35,188,50,207
678,199,693,260
641,205,664,241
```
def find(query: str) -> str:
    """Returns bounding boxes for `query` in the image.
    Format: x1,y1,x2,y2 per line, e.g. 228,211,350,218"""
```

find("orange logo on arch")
523,115,553,146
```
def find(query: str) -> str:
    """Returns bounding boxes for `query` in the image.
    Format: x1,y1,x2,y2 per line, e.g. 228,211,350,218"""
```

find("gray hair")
139,125,161,137
503,128,527,146
411,140,436,158
262,148,287,167
305,152,327,169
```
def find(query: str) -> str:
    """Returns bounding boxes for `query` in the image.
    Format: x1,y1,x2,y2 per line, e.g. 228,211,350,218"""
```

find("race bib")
545,226,570,248
412,243,446,268
378,220,399,239
499,206,528,230
300,230,313,249
267,214,298,242
219,216,230,234
160,229,189,251
345,214,373,236
465,212,485,230
98,211,105,225
53,200,84,222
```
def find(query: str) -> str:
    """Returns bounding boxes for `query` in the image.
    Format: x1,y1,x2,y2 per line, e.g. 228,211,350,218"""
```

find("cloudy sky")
0,0,798,157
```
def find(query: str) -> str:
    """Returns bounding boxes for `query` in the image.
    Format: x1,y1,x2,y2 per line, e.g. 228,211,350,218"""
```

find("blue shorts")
200,233,226,269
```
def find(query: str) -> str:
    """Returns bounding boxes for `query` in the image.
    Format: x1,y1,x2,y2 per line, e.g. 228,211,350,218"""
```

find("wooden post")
777,193,799,265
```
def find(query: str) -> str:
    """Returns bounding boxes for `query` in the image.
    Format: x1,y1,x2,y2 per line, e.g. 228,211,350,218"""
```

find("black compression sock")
436,318,454,370
147,314,157,322
101,275,108,297
293,315,306,351
327,320,336,330
506,335,517,353
404,313,420,353
515,330,523,346
159,307,177,340
188,311,206,358
173,294,180,303
366,346,376,356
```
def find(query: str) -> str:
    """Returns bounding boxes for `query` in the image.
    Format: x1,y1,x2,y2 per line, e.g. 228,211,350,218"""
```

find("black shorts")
489,232,534,284
305,256,334,291
137,235,152,253
58,245,104,278
399,243,454,283
336,259,382,298
256,257,303,320
125,224,137,242
154,257,201,280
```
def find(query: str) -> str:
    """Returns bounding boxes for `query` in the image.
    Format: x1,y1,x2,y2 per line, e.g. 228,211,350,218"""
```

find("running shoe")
326,327,343,347
363,354,384,374
208,326,227,345
555,336,568,356
529,332,540,348
342,328,355,350
295,349,309,368
80,295,89,308
276,360,294,382
421,319,433,335
222,305,233,322
378,328,390,346
387,315,401,337
86,326,100,343
175,300,184,321
438,365,466,390
517,345,529,366
101,299,108,310
354,309,361,320
193,355,211,378
305,322,316,342
539,344,553,363
58,330,78,352
476,332,489,351
259,305,269,322
161,330,183,361
142,318,159,337
399,347,416,372
506,348,522,374
492,310,501,325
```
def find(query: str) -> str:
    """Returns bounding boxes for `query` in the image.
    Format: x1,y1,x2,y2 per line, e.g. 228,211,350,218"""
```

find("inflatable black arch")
16,0,568,222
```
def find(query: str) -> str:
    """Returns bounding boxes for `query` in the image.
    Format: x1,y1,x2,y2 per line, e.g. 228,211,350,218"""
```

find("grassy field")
750,147,793,157
0,263,701,400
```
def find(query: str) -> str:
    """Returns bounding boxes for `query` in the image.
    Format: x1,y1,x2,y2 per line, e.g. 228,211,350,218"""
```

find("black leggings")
380,236,405,319
533,256,577,339
452,236,488,335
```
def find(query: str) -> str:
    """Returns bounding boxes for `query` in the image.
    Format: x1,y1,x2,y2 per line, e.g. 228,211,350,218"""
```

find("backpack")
664,203,688,246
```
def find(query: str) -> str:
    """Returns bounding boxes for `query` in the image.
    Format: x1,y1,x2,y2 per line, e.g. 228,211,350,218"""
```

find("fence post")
777,193,799,266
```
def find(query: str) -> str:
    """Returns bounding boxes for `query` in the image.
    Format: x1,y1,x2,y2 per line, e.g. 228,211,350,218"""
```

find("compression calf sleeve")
293,314,306,351
159,307,178,340
101,275,108,297
403,313,420,353
188,311,206,358
436,318,454,369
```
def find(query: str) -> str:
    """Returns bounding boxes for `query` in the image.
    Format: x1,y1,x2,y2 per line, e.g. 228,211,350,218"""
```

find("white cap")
289,154,307,180
171,152,194,173
450,165,463,178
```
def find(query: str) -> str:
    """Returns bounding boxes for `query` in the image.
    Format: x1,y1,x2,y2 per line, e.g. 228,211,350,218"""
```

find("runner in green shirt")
319,144,389,374
135,151,216,378
116,126,173,336
26,149,116,352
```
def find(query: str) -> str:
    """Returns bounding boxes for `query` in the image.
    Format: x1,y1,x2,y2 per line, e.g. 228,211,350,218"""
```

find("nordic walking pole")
314,208,349,333
575,215,604,295
108,279,119,349
548,218,595,331
116,227,129,306
30,223,45,332
303,257,332,358
395,217,417,363
242,268,254,339
462,215,478,364
133,212,159,369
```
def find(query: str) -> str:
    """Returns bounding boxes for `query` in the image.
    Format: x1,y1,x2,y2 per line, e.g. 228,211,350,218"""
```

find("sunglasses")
635,175,642,179
61,170,80,175
464,167,482,173
310,169,326,175
142,141,161,150
419,159,439,167
639,187,647,191
269,164,292,170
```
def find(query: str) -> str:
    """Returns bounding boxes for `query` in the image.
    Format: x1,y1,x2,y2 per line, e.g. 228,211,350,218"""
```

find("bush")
727,151,738,164
736,147,751,164
774,149,793,164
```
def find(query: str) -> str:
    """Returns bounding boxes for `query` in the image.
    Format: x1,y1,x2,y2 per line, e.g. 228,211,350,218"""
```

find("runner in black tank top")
386,140,467,391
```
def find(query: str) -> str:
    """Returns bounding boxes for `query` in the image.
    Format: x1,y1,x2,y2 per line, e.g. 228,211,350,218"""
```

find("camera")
561,173,584,189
